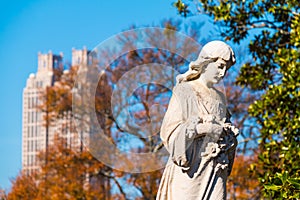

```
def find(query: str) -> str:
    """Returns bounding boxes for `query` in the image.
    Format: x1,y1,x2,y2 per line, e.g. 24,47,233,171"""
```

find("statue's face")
202,58,227,85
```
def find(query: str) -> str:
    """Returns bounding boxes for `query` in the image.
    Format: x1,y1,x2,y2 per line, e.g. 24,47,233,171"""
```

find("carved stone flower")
201,142,221,158
223,123,239,136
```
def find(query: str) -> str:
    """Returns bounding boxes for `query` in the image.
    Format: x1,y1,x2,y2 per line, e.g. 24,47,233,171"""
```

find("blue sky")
0,0,183,190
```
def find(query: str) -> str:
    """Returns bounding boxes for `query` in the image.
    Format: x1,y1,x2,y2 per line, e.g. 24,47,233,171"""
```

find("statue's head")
177,40,236,83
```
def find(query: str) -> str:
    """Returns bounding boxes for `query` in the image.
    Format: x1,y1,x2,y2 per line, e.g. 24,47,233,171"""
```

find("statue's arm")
160,85,198,169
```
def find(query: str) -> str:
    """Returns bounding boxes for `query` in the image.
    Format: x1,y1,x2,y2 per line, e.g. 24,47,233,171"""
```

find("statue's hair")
176,41,236,84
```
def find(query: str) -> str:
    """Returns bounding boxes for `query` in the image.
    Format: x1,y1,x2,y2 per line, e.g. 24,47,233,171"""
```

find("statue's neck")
189,78,215,92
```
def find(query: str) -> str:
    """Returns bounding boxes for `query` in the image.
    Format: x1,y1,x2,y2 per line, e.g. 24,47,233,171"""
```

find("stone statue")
156,41,239,200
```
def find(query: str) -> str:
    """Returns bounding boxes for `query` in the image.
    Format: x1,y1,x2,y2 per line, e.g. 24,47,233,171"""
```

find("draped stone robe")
156,82,238,200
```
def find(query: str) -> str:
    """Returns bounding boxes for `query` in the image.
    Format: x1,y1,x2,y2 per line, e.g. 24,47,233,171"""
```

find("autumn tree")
8,136,116,200
7,173,38,200
38,64,117,199
36,136,111,200
227,154,260,200
174,0,300,198
0,188,7,200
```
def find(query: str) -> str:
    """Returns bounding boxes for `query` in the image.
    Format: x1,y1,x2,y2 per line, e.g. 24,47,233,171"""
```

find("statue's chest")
195,90,227,119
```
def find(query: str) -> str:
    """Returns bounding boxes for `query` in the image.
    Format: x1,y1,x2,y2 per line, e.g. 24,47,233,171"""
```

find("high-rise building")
22,48,91,174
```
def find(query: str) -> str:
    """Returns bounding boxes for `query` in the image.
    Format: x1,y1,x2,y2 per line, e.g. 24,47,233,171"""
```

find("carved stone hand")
196,123,223,137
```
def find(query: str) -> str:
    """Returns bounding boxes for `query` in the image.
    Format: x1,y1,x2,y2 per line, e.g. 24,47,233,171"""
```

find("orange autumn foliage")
227,154,260,199
8,137,111,200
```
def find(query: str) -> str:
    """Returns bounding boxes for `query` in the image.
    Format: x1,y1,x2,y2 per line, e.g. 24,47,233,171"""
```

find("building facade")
22,48,91,174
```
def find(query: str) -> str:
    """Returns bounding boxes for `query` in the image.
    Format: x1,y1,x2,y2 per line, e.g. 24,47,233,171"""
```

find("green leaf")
288,178,300,190
264,184,281,191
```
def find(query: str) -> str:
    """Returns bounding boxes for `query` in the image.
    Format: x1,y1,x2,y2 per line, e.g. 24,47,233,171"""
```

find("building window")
32,97,34,108
28,97,31,109
27,141,30,152
32,126,35,137
28,155,30,166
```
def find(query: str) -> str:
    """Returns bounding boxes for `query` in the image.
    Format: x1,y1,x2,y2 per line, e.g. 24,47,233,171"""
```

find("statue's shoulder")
173,82,195,97
213,88,227,104
215,88,226,97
